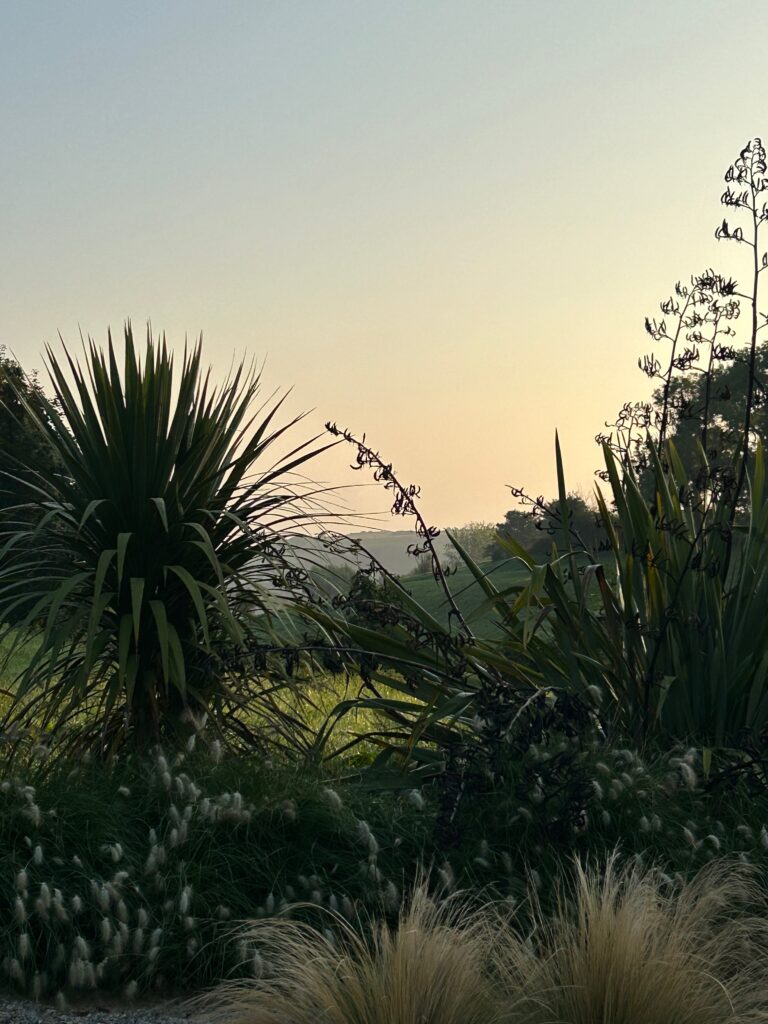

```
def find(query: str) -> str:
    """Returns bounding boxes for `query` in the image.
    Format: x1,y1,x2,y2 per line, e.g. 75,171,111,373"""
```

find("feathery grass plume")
494,853,768,1024
195,884,496,1024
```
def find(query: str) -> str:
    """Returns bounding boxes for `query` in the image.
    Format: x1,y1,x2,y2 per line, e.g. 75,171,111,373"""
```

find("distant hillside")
291,529,450,578
341,530,451,576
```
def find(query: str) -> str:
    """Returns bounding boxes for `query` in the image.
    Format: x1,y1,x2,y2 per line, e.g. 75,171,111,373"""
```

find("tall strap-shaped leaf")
168,565,210,648
117,533,132,587
166,622,186,699
130,577,145,642
554,432,580,599
149,600,171,686
150,497,169,532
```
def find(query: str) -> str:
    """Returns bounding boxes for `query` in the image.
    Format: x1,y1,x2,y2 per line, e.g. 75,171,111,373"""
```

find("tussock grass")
198,885,497,1024
202,857,768,1024
496,854,768,1024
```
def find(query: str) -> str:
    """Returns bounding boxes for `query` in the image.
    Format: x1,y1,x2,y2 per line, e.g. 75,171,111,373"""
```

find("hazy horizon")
3,1,768,527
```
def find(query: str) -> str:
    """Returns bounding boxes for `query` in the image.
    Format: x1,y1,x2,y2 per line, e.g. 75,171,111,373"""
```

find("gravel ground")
0,996,208,1024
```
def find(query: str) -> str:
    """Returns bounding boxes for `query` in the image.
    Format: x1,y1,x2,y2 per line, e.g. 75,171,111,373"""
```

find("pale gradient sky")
1,0,767,528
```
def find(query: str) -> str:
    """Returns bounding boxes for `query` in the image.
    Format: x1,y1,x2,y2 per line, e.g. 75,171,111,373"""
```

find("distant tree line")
436,499,604,569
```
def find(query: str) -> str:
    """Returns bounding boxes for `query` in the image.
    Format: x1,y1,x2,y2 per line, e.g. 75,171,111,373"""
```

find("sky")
1,0,768,530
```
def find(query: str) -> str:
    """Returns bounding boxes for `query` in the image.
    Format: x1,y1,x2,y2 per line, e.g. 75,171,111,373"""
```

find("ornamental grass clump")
199,885,497,1024
495,854,768,1024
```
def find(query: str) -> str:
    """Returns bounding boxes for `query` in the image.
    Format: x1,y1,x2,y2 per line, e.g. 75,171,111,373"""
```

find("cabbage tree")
0,325,333,757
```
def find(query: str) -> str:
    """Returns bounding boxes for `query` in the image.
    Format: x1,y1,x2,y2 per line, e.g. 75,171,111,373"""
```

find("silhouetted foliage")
0,348,61,515
602,138,768,516
0,350,65,623
490,491,604,562
325,423,472,636
306,137,768,784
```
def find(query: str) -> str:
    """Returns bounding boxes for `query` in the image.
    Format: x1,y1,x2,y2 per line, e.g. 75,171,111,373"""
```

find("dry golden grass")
496,854,768,1024
195,884,497,1024
197,857,768,1024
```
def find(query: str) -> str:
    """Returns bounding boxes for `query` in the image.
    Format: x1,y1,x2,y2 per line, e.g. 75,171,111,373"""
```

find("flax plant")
309,138,768,762
472,432,768,747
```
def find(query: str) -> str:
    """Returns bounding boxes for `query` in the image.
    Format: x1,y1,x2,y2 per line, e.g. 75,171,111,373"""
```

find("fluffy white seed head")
24,804,41,828
407,789,426,811
69,959,85,990
322,787,343,811
179,886,192,915
14,898,26,925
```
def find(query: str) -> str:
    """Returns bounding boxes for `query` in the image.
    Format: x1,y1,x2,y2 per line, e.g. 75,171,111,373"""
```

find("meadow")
399,559,527,635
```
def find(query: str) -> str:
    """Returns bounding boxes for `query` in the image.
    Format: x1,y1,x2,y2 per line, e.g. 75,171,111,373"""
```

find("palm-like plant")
0,325,333,757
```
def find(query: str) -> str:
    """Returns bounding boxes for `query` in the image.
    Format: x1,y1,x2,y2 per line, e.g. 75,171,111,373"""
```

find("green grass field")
402,559,528,637
0,630,38,692
401,552,610,637
0,624,411,767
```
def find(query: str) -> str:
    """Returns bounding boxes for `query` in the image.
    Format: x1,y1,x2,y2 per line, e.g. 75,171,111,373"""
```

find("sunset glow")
2,1,767,526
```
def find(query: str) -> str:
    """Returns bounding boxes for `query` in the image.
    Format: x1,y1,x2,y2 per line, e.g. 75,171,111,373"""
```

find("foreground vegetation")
201,861,768,1024
4,139,768,1021
4,736,768,1011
